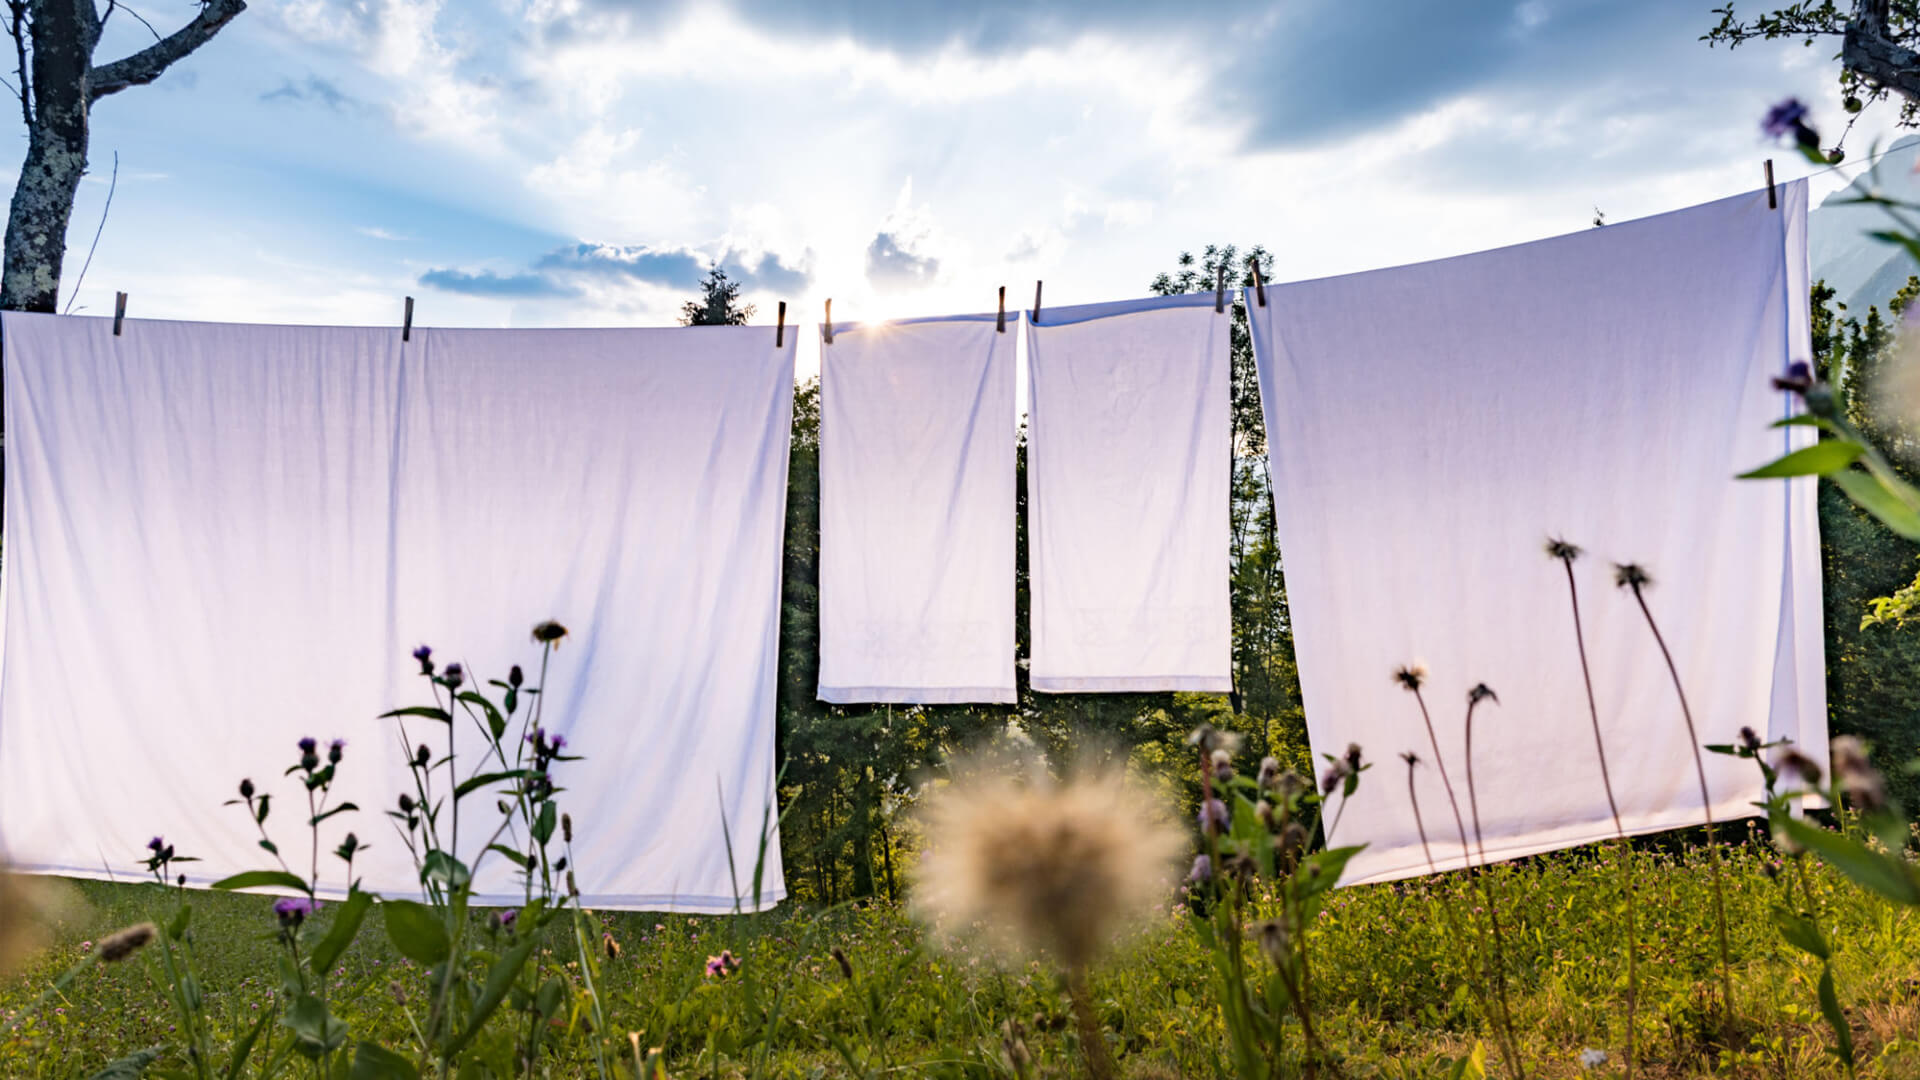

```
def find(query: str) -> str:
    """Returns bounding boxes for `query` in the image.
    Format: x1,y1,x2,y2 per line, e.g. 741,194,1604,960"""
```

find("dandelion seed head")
1613,563,1652,590
912,761,1183,972
1392,663,1428,691
1545,537,1582,561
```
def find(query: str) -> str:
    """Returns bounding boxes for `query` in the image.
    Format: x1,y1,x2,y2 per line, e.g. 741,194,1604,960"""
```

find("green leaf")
1783,816,1920,905
258,838,279,856
487,844,531,869
535,974,566,1018
1831,468,1920,540
223,1006,275,1080
282,993,349,1058
381,899,450,965
457,692,508,742
308,888,374,974
310,803,359,827
349,1041,420,1080
379,706,452,723
1818,966,1855,1069
454,770,533,800
448,936,539,1056
532,801,558,845
84,1048,162,1080
1772,414,1838,431
1769,904,1830,959
255,794,271,825
1737,440,1864,479
209,870,311,894
167,904,192,942
421,850,471,889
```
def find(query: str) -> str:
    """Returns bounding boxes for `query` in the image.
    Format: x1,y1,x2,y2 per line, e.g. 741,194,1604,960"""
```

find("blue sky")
28,0,1895,358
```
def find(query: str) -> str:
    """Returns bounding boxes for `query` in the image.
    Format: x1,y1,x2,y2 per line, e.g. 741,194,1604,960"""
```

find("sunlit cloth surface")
0,316,793,911
1025,293,1233,693
817,314,1017,703
1246,180,1824,885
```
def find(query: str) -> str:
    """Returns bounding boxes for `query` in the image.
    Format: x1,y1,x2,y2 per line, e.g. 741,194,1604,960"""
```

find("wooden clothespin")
1032,280,1043,324
113,291,127,336
996,286,1006,333
823,299,834,345
1765,159,1777,210
776,301,786,348
1250,260,1267,307
1214,264,1227,313
402,296,414,342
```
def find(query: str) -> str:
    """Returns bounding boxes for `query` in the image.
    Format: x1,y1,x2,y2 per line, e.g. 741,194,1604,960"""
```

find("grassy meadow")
6,828,1920,1079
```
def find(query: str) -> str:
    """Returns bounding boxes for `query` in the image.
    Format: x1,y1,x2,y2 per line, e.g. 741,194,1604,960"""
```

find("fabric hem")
818,685,1016,704
1030,675,1232,693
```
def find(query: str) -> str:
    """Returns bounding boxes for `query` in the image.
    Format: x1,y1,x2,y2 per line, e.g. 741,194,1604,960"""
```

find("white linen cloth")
0,315,793,912
1247,181,1825,885
1025,293,1232,692
817,314,1016,703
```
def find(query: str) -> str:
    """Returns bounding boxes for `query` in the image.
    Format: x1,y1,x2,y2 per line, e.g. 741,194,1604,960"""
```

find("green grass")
5,831,1920,1078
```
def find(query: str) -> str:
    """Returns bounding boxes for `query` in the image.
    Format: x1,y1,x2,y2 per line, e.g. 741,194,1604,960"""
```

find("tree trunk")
2,1,92,312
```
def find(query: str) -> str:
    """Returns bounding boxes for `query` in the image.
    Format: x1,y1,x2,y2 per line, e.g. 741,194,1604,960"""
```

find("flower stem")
1559,556,1638,1079
1066,967,1115,1080
1463,694,1526,1080
1629,582,1735,1025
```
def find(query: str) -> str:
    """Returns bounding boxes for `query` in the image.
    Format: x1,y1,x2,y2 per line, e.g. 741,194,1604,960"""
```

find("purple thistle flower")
491,909,517,930
297,737,317,755
273,897,319,926
147,837,164,852
412,644,433,674
1187,854,1212,883
1197,798,1229,836
443,663,464,689
1761,98,1808,138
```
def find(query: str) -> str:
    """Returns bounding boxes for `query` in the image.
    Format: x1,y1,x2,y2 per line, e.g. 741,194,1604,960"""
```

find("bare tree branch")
1844,0,1920,104
86,0,243,102
8,1,29,128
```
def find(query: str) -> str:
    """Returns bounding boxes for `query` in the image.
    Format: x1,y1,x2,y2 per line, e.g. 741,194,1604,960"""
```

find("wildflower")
1252,918,1289,966
1255,799,1274,829
1545,537,1582,561
1256,756,1280,791
1210,748,1234,782
412,644,434,674
1832,735,1889,812
98,923,156,963
1184,723,1242,758
1773,360,1814,394
1196,798,1229,836
1467,683,1498,706
297,737,317,755
146,837,164,853
1344,742,1363,771
912,762,1184,974
1275,770,1307,800
1276,821,1308,867
1613,563,1652,590
1778,747,1823,787
1393,663,1428,691
532,620,569,645
1320,758,1351,795
1399,750,1420,767
442,663,463,690
273,897,319,927
1761,97,1820,150
831,946,854,981
327,738,345,764
415,744,431,768
1739,726,1762,754
603,931,621,961
491,909,516,931
1186,854,1212,884
704,949,738,977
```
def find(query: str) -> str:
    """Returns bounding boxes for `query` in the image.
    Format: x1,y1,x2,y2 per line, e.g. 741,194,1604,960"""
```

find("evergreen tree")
681,263,755,326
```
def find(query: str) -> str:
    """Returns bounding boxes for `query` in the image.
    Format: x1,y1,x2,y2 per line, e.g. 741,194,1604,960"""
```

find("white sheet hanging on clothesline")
817,314,1016,703
1025,293,1233,693
1247,181,1824,886
0,315,793,912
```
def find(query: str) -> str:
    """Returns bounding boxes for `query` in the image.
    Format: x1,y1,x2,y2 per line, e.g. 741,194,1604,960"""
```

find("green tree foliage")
1810,275,1920,808
680,264,755,326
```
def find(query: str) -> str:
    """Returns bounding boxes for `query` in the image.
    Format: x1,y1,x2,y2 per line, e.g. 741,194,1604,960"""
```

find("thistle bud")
398,792,415,812
1256,756,1280,791
415,744,432,768
238,778,255,799
1210,748,1234,782
509,665,524,688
